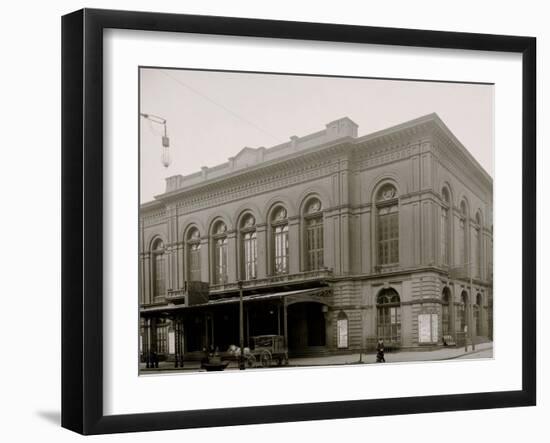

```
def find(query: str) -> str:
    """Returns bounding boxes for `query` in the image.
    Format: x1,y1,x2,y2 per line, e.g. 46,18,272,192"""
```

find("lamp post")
238,280,245,370
140,112,171,168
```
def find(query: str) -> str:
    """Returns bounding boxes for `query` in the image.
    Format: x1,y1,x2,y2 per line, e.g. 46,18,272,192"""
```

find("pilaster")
256,223,267,279
200,238,209,283
288,216,300,274
226,230,237,283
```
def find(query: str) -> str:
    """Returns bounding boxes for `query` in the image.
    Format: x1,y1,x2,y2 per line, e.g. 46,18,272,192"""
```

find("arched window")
152,239,166,300
441,188,451,265
336,311,349,349
186,228,201,282
474,212,482,278
271,206,289,275
442,287,451,336
377,288,401,344
240,214,257,280
304,198,324,271
212,221,228,284
459,201,468,267
376,184,399,265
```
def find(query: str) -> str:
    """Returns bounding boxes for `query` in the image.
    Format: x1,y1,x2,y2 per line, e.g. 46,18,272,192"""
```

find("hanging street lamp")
140,113,171,168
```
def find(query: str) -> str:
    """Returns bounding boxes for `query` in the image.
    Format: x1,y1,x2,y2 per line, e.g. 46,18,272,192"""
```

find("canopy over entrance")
140,287,333,315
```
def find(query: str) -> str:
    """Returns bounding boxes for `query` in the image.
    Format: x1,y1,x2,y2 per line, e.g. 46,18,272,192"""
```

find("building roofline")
141,113,492,207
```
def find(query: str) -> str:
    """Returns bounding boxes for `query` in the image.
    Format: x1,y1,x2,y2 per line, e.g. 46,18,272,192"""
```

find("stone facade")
139,113,493,365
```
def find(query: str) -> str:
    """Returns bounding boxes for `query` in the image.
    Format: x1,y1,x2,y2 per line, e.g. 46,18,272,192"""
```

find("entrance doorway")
287,302,326,353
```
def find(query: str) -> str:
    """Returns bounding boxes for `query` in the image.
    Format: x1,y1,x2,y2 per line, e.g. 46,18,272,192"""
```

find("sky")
139,68,494,203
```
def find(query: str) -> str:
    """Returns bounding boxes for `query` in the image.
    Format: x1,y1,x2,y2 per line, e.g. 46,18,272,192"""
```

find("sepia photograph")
138,67,494,374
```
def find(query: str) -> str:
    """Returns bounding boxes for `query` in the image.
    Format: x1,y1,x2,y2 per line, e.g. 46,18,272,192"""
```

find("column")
143,253,151,304
145,317,151,368
150,318,158,368
421,200,435,265
324,210,336,272
256,223,267,279
176,242,185,289
339,159,351,274
283,301,288,349
227,230,237,283
288,216,300,274
200,238,209,283
340,210,350,274
449,285,456,337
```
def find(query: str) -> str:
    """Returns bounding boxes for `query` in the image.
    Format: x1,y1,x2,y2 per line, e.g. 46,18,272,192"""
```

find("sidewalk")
140,342,493,373
290,341,493,367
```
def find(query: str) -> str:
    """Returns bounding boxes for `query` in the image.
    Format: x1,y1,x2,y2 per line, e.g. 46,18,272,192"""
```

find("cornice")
157,139,351,205
140,113,493,218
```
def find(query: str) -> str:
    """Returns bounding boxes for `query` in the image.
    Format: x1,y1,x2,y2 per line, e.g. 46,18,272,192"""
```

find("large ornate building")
139,113,493,366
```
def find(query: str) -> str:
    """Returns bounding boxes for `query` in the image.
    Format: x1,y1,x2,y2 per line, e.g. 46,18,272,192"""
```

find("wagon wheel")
259,350,272,368
246,354,256,368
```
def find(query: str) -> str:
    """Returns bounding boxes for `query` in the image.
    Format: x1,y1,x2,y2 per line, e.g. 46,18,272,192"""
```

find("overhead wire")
159,70,285,144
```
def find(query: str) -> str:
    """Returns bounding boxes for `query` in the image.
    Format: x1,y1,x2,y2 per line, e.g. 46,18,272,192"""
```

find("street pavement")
140,341,493,373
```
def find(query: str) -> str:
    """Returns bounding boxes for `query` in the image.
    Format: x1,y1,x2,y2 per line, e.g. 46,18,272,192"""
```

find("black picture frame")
61,8,536,435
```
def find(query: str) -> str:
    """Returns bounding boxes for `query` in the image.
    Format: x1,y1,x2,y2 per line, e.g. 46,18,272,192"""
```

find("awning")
140,287,332,315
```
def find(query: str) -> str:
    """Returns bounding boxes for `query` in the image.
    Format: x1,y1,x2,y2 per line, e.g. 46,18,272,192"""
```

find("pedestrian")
376,338,385,363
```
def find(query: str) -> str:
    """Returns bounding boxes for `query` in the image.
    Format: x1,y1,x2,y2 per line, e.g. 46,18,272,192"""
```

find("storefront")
140,287,333,366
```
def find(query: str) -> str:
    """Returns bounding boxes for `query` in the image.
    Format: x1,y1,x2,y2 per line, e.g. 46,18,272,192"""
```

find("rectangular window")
215,238,228,284
155,322,167,354
189,243,201,282
377,305,401,343
306,217,324,271
273,225,289,274
154,254,165,298
243,232,257,280
378,211,398,265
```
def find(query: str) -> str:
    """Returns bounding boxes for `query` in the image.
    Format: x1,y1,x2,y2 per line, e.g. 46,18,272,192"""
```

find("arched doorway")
287,302,327,353
376,288,401,345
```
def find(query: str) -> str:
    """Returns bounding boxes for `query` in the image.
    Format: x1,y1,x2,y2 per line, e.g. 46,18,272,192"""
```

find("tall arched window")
240,214,257,280
376,184,399,265
186,228,201,282
212,221,228,284
442,287,451,336
459,201,468,267
271,206,289,275
474,212,482,278
441,188,451,266
377,288,401,344
152,239,166,300
304,198,324,271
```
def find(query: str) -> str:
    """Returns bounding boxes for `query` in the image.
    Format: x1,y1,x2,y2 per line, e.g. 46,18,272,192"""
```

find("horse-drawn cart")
246,335,289,368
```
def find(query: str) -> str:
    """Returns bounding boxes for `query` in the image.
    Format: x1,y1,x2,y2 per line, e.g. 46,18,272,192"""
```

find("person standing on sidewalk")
376,339,386,363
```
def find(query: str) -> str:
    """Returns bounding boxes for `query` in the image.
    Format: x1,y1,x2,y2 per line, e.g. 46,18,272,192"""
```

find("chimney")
325,117,359,140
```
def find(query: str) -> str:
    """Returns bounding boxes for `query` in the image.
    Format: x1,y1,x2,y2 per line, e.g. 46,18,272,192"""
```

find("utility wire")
159,70,285,144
